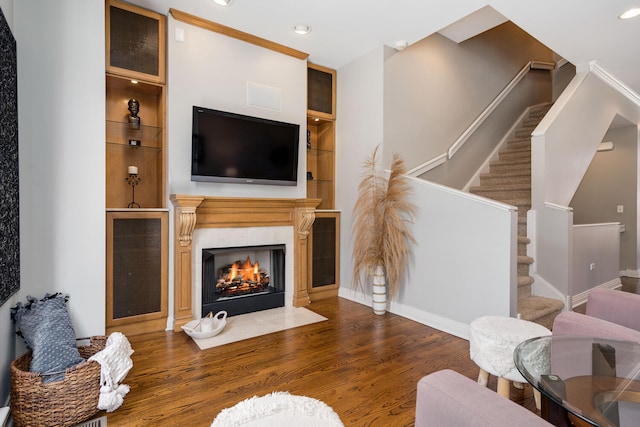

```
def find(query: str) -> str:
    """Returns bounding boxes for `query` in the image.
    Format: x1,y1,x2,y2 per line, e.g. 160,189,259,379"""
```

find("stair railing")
407,60,556,177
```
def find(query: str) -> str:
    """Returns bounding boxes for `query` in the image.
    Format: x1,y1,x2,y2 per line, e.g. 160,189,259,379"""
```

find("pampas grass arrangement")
352,145,417,298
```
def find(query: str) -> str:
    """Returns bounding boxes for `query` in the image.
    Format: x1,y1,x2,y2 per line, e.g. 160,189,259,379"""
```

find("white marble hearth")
193,226,295,318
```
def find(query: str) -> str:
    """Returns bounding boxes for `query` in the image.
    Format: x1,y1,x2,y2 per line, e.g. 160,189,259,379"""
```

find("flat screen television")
191,106,300,186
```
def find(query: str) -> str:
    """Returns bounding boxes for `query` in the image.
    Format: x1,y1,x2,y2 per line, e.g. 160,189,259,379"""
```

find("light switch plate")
175,27,185,43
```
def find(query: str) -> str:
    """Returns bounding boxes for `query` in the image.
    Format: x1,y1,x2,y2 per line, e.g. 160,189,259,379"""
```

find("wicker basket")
10,336,107,427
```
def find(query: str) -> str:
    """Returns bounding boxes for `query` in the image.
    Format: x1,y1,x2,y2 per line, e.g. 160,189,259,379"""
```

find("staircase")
470,103,564,329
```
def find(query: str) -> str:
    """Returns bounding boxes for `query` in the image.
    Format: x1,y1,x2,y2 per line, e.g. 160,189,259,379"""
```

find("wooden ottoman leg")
478,368,489,386
533,389,541,410
497,377,511,399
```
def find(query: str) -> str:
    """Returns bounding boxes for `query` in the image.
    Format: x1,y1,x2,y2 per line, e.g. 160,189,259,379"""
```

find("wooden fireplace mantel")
170,195,321,331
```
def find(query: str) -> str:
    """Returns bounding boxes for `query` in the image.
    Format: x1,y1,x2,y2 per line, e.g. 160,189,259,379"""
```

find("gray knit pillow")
11,293,85,383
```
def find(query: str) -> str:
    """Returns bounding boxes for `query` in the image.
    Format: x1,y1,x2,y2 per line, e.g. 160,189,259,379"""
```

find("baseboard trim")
571,278,622,308
338,288,470,340
388,300,470,340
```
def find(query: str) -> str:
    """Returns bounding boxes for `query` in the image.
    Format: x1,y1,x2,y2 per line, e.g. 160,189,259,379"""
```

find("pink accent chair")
552,288,640,341
415,369,551,426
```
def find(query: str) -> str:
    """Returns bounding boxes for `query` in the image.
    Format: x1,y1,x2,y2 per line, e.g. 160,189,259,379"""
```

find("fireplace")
170,195,319,331
202,244,286,316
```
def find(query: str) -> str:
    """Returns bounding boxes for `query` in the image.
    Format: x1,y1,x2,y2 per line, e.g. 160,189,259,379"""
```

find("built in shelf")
106,121,162,148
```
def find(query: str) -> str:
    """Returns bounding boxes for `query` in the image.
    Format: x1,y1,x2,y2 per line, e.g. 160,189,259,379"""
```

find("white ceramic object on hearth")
182,311,227,339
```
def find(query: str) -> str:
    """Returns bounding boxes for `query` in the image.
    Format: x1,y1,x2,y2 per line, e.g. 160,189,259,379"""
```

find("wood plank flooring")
105,297,537,426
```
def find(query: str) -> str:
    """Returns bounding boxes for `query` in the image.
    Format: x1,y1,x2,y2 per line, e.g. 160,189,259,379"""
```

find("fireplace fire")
216,256,270,298
202,244,285,316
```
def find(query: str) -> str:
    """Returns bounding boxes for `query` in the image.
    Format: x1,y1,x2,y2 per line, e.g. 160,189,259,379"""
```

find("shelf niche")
106,75,166,209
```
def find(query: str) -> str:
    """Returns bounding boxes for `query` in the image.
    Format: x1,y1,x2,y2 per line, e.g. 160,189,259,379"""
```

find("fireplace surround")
170,195,320,331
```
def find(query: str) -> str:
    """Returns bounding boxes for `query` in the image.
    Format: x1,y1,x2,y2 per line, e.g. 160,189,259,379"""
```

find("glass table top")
514,335,640,427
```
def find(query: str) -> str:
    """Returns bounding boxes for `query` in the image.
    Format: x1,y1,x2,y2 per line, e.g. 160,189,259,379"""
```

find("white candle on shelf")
128,165,138,175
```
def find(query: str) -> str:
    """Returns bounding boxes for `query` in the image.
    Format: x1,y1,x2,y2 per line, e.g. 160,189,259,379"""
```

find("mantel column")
170,194,204,331
293,200,319,307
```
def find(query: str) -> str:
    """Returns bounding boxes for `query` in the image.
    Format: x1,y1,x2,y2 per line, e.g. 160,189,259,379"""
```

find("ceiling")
129,0,640,98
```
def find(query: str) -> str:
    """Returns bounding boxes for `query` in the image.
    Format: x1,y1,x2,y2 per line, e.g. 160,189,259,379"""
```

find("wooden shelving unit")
306,63,336,210
306,63,340,298
105,0,168,335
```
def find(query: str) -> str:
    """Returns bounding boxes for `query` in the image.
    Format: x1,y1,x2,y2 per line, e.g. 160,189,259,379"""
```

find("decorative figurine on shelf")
126,165,141,208
128,99,140,130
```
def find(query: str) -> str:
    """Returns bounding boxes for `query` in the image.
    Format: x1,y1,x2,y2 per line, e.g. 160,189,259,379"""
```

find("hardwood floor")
105,297,537,426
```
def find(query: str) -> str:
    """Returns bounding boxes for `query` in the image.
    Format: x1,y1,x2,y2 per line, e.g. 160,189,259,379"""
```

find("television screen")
191,106,300,186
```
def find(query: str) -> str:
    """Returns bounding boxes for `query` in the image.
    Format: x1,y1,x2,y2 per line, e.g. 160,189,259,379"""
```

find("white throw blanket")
88,332,134,412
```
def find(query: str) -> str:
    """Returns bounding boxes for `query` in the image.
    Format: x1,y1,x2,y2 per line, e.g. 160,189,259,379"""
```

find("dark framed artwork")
0,6,19,306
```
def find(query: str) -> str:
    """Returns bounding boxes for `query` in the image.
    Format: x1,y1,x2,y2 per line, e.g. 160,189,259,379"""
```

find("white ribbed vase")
372,264,387,315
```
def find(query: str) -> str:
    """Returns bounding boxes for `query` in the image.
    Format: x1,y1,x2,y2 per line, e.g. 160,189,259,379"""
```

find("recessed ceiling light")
619,8,640,19
212,0,233,6
130,80,138,84
293,25,311,35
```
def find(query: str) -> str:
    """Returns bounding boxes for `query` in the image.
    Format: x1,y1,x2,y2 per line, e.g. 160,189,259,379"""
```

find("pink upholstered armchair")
415,369,552,426
552,288,640,341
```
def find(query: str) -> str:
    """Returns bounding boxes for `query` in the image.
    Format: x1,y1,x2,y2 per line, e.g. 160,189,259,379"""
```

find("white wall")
335,46,390,297
570,125,638,272
167,16,307,199
391,177,517,338
1,0,105,403
572,223,620,296
166,16,307,323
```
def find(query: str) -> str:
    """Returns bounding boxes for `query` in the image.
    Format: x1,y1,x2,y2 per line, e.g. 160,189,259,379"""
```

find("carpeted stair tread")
474,182,531,190
480,170,531,180
500,144,531,154
518,296,565,330
480,172,530,186
515,129,535,138
518,255,534,265
498,151,531,162
499,197,531,205
490,158,531,167
489,162,531,172
523,118,542,127
518,236,531,244
469,182,530,194
505,137,531,150
517,276,534,287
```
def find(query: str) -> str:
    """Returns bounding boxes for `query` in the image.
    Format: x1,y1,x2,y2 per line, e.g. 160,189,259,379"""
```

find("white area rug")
191,307,327,350
211,392,344,427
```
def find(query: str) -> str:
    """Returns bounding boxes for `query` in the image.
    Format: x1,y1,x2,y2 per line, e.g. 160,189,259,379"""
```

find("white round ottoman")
469,316,551,405
211,392,344,427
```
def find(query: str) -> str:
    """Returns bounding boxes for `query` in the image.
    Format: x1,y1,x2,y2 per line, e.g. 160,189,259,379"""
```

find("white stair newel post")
372,264,387,315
